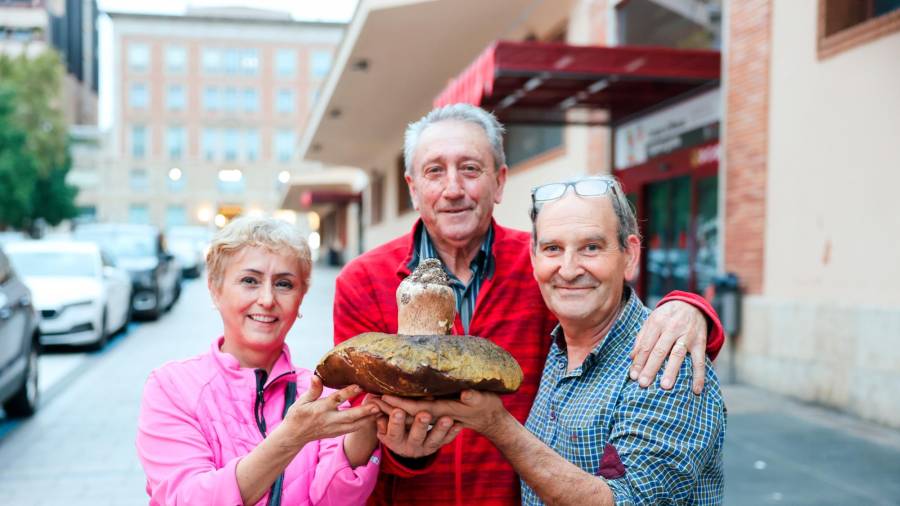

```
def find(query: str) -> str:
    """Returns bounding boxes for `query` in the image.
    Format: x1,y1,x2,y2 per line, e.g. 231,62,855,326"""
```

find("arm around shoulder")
657,291,724,359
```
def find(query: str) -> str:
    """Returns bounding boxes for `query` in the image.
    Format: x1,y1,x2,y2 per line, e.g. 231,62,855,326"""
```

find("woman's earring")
296,311,303,320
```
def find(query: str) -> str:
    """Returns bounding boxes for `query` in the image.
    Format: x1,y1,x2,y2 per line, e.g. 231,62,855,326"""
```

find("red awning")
298,189,361,209
434,41,720,125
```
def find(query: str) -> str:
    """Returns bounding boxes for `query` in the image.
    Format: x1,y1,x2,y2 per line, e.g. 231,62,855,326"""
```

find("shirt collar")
408,222,495,280
548,286,643,369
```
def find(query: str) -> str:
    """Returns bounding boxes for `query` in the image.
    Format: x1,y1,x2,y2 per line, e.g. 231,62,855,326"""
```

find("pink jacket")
136,337,380,505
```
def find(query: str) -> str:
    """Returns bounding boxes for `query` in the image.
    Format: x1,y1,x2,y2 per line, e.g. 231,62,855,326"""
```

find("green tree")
0,51,78,230
0,86,38,229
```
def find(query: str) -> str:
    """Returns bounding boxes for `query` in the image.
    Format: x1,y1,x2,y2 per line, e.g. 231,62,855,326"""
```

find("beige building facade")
728,0,900,428
293,0,900,427
95,8,343,229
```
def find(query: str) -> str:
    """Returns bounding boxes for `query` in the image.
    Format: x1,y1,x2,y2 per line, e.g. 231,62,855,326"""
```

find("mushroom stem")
396,258,456,335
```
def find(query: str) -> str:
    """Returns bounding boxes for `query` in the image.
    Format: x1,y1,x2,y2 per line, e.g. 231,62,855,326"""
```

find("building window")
166,126,186,160
128,43,150,71
276,49,296,77
129,204,150,224
131,125,147,159
370,172,385,225
505,125,563,167
167,168,185,192
274,129,295,163
223,49,240,74
165,46,187,73
242,88,259,112
818,0,900,57
130,83,148,109
129,169,148,191
240,49,259,75
217,169,244,194
615,1,720,49
276,89,295,114
223,128,239,161
202,128,218,161
244,129,259,161
166,85,185,111
203,86,220,111
223,87,239,113
310,50,332,79
202,48,222,73
165,205,186,227
396,155,413,215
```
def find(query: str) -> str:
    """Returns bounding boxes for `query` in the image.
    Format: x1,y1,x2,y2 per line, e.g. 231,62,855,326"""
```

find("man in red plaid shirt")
333,104,724,506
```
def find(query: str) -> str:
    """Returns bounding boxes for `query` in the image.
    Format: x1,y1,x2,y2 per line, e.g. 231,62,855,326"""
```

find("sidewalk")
722,383,900,505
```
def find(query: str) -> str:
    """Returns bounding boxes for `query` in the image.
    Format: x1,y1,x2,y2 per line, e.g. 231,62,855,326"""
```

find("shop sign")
691,143,720,167
615,88,720,170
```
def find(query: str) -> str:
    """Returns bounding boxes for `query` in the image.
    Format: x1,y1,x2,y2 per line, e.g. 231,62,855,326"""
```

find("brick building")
95,7,343,229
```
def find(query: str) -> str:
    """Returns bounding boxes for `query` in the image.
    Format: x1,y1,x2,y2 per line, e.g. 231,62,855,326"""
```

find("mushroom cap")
315,332,524,397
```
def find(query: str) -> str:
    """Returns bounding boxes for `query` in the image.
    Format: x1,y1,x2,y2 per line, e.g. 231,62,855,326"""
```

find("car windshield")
8,251,98,278
75,231,157,259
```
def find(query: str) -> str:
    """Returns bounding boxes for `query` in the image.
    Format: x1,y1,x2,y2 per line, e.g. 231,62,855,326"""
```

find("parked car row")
73,224,182,320
0,223,211,419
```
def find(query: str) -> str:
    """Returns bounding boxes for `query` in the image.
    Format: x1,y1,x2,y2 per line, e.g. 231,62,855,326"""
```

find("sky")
97,0,358,22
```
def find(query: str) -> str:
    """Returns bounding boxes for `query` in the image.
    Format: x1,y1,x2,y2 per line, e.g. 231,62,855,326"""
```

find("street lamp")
277,170,290,184
168,167,182,181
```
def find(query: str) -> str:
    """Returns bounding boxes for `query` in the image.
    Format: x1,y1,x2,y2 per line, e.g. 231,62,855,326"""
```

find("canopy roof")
433,41,721,125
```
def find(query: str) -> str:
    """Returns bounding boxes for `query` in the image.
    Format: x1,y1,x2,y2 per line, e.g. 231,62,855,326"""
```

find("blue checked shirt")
409,223,494,335
523,287,726,505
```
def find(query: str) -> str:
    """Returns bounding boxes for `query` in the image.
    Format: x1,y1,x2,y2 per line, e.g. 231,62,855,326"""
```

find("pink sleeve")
308,434,381,505
136,372,244,506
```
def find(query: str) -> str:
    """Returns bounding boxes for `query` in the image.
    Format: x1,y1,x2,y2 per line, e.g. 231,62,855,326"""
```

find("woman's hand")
283,376,381,448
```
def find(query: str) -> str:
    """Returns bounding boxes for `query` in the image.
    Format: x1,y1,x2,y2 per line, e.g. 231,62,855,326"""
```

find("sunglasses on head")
531,177,616,203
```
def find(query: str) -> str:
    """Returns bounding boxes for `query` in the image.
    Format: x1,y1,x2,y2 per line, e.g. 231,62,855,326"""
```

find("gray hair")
206,216,312,293
403,103,506,176
530,175,641,251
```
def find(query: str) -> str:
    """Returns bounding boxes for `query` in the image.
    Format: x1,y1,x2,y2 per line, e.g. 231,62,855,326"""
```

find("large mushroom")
315,259,523,397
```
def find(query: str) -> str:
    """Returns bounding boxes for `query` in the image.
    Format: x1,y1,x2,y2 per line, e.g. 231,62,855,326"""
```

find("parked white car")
5,241,132,349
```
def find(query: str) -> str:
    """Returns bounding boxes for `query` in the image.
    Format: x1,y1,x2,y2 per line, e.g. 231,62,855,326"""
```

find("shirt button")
571,434,578,441
549,411,556,421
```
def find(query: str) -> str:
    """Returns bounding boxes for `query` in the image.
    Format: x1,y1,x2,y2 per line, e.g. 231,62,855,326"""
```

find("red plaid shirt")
333,220,723,506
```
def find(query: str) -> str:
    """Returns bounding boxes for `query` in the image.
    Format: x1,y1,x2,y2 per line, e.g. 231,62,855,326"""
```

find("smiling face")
531,192,640,329
210,245,305,368
406,120,507,248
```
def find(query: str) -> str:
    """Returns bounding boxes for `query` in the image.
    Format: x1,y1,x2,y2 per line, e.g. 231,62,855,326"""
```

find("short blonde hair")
206,216,312,293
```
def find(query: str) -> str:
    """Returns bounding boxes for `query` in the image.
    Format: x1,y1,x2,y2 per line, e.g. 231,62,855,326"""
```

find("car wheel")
89,310,109,351
3,337,39,417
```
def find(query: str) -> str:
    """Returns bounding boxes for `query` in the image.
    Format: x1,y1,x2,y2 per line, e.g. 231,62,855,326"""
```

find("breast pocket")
556,423,607,475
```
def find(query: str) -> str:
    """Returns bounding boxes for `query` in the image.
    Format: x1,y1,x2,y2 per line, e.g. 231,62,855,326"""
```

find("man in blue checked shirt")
381,175,725,505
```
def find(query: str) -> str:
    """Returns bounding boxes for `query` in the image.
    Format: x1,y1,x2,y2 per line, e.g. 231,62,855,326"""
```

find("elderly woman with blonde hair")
137,217,382,506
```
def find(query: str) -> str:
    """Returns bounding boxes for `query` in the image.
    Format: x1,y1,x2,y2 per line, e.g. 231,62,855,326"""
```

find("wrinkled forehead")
414,121,494,165
535,192,616,234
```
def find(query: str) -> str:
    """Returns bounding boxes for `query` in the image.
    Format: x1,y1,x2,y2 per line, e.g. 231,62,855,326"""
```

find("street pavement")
0,265,898,505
